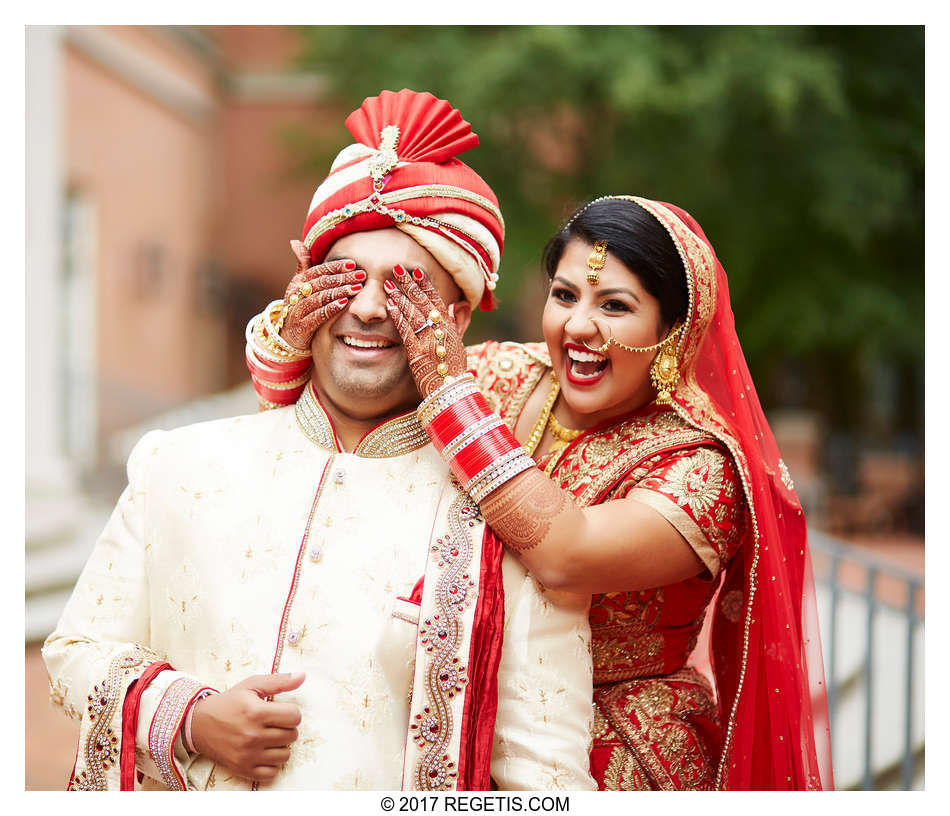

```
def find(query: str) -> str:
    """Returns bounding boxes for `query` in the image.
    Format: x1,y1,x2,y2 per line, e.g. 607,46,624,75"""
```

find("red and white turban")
301,89,505,311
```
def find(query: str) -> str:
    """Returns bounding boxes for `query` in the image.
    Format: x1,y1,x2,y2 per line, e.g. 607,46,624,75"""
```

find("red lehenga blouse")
469,340,739,788
466,196,833,791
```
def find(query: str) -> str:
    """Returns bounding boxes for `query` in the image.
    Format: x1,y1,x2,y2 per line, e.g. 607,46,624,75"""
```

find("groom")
43,89,596,791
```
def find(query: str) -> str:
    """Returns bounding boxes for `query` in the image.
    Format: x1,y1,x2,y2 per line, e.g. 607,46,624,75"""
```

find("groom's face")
310,228,472,423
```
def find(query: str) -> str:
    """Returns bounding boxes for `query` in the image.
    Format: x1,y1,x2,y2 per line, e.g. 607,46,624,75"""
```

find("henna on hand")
385,265,467,398
479,468,572,552
279,240,365,350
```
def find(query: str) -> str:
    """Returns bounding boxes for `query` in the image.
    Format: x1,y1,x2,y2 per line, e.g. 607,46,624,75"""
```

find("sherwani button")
333,468,346,484
309,547,323,563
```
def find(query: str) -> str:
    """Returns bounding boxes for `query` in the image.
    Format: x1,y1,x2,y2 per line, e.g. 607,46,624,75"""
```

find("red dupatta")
604,196,833,789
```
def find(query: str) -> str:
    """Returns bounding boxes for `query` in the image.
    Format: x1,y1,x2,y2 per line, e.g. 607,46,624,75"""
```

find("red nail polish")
354,271,366,281
393,264,406,276
344,261,356,270
412,268,423,280
337,298,348,305
386,298,395,308
350,284,363,294
383,279,395,292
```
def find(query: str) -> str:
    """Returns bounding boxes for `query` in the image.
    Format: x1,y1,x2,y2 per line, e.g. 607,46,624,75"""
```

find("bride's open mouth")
565,345,608,385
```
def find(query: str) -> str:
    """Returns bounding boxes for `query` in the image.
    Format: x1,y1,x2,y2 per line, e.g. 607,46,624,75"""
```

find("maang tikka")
587,240,607,285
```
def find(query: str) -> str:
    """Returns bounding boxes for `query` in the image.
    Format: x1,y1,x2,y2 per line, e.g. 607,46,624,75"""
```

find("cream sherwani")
43,388,596,791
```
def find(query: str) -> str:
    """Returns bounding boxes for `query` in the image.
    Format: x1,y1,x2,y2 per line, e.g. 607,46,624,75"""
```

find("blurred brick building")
26,25,344,641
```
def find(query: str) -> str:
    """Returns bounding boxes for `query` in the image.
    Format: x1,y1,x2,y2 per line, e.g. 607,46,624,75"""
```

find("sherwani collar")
295,382,430,458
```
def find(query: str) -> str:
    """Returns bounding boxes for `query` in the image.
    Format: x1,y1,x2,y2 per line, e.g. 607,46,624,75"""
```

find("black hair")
542,198,689,330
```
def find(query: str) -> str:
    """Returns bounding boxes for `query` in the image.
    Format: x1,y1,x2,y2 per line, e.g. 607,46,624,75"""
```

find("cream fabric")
43,406,595,791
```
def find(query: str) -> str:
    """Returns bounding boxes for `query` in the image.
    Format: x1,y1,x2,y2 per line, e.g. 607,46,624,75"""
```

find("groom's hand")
190,672,305,783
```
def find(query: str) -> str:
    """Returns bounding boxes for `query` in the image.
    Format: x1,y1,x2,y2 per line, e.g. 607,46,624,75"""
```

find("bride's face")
542,237,667,426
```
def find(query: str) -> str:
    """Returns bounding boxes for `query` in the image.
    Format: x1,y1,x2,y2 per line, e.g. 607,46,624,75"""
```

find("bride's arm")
477,466,706,594
386,267,741,597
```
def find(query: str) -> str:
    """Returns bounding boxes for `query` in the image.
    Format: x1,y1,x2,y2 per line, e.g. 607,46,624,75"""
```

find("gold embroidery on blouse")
470,342,548,431
549,410,713,505
662,447,724,515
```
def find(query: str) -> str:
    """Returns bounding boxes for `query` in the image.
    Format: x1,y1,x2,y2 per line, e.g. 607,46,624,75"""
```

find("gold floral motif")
589,588,668,682
592,705,611,740
550,409,713,505
603,744,651,790
595,668,718,791
662,447,724,515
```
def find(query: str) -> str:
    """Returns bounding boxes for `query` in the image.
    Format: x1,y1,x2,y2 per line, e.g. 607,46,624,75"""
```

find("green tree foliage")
293,25,923,431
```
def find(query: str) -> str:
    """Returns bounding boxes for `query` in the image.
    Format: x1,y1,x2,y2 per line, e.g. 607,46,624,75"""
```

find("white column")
25,25,96,642
26,24,72,501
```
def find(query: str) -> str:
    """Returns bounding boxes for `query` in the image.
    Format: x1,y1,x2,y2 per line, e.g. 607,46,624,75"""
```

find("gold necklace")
524,371,559,457
543,408,584,477
547,412,583,450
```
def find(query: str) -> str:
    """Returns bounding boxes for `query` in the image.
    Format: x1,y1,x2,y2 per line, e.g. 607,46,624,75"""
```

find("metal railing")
809,530,924,790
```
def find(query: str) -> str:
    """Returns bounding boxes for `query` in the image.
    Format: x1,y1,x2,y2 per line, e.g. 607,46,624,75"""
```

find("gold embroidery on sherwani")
295,384,339,451
149,677,205,790
295,383,430,457
70,648,155,791
410,491,478,790
355,413,430,457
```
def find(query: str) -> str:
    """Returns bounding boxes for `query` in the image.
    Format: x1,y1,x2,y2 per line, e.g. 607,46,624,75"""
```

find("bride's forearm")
479,468,583,588
479,465,708,595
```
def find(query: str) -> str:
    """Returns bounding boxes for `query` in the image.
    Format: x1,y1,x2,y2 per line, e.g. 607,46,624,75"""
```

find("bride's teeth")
569,361,603,379
343,337,392,349
566,348,605,363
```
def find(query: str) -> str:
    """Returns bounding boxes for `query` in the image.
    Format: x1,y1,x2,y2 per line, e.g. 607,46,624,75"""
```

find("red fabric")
120,661,173,790
457,528,505,790
637,198,833,789
397,575,426,605
346,89,480,165
301,90,504,312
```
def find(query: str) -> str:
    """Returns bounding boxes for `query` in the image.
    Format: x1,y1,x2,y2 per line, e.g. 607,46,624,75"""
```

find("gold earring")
587,240,607,285
650,324,683,405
